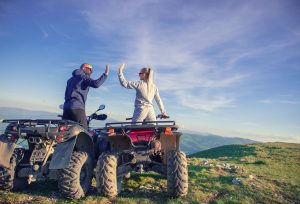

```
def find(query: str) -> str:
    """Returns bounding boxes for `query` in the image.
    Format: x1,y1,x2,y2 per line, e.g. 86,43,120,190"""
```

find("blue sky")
0,0,299,143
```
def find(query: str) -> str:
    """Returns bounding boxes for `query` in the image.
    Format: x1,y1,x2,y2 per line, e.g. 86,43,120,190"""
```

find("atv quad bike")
0,105,107,199
95,115,188,197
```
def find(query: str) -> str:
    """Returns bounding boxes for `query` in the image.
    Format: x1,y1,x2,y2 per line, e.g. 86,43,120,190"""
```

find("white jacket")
118,73,166,114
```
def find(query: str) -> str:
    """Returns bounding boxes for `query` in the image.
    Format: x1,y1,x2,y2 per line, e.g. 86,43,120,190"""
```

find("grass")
188,144,257,159
1,142,299,203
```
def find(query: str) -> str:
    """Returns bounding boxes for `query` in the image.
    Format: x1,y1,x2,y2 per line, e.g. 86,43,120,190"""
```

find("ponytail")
147,68,154,94
140,67,154,94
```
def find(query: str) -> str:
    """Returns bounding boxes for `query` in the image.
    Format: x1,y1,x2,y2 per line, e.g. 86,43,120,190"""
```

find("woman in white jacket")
118,63,168,122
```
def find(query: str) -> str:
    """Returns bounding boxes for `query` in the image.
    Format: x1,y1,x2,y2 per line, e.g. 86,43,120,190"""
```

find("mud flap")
160,132,182,165
49,137,76,169
0,141,16,168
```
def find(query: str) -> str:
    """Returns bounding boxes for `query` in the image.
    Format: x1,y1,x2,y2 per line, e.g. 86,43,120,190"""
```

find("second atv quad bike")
95,115,188,197
0,105,107,199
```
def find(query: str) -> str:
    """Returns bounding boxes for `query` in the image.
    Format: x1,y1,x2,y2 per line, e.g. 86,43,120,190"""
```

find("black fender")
0,141,16,168
49,131,94,170
74,132,95,162
95,136,111,159
49,137,76,169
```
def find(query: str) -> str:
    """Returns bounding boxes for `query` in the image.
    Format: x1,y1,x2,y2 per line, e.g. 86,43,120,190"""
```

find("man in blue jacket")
63,63,109,128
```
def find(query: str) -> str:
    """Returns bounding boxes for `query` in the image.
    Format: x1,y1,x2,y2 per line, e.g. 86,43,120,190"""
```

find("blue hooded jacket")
63,69,107,110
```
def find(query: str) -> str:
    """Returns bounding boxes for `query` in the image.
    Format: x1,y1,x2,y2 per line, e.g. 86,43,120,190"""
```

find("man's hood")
72,69,84,76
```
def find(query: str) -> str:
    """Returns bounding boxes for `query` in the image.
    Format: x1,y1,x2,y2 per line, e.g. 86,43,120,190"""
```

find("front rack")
1,119,81,138
1,119,79,126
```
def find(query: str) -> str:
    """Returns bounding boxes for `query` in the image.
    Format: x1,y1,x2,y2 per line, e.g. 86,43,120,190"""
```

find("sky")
0,0,299,143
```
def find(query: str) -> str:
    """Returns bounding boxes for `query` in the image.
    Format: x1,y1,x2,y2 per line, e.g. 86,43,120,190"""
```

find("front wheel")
167,150,188,197
58,151,93,199
95,153,121,197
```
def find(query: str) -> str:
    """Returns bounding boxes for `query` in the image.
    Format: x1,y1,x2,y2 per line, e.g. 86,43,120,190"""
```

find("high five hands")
119,63,125,74
105,64,109,76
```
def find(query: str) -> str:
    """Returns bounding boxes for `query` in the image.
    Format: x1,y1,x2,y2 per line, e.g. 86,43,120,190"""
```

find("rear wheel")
167,150,188,197
96,153,121,197
0,149,26,191
58,151,93,199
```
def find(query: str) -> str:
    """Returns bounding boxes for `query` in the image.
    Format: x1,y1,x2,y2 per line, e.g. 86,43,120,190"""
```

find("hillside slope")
180,132,257,154
0,142,299,203
187,142,300,203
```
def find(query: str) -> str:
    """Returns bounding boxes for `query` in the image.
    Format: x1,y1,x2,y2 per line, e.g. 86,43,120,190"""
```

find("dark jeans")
62,109,88,129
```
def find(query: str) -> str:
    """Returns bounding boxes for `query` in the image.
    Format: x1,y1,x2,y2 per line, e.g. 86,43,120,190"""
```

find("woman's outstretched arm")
118,63,139,89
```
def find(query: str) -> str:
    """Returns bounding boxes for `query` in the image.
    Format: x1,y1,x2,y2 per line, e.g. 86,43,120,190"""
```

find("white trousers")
132,106,156,122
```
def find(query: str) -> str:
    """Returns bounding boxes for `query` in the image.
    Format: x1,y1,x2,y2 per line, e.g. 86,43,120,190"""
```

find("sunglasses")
139,72,144,75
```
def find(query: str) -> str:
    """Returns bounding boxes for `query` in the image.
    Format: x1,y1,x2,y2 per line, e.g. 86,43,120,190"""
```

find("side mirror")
59,104,64,110
98,104,105,111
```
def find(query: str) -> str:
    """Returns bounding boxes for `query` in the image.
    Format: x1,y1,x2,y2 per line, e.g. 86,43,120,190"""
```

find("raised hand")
119,63,125,74
105,64,109,75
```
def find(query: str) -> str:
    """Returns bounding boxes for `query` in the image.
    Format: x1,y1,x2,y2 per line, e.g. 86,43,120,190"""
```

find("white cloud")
193,127,300,143
176,90,235,112
259,99,273,104
259,99,300,105
279,100,300,105
78,0,299,112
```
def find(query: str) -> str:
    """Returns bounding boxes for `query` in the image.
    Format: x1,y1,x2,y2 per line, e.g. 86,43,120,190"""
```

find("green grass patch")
1,142,299,203
189,144,257,160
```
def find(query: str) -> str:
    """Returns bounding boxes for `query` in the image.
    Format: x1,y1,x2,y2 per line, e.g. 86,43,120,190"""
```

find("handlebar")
89,113,107,121
157,114,169,119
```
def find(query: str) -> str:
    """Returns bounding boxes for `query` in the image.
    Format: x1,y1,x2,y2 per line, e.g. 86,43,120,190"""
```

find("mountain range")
0,107,257,154
180,133,257,154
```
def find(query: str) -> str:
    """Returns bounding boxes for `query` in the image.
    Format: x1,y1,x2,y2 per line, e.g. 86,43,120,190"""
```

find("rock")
215,164,223,170
231,165,239,170
232,178,242,185
202,160,209,165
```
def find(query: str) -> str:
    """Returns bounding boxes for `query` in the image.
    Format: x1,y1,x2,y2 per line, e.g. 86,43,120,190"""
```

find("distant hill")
0,107,118,122
0,107,59,133
180,132,257,155
188,143,257,158
0,107,59,119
